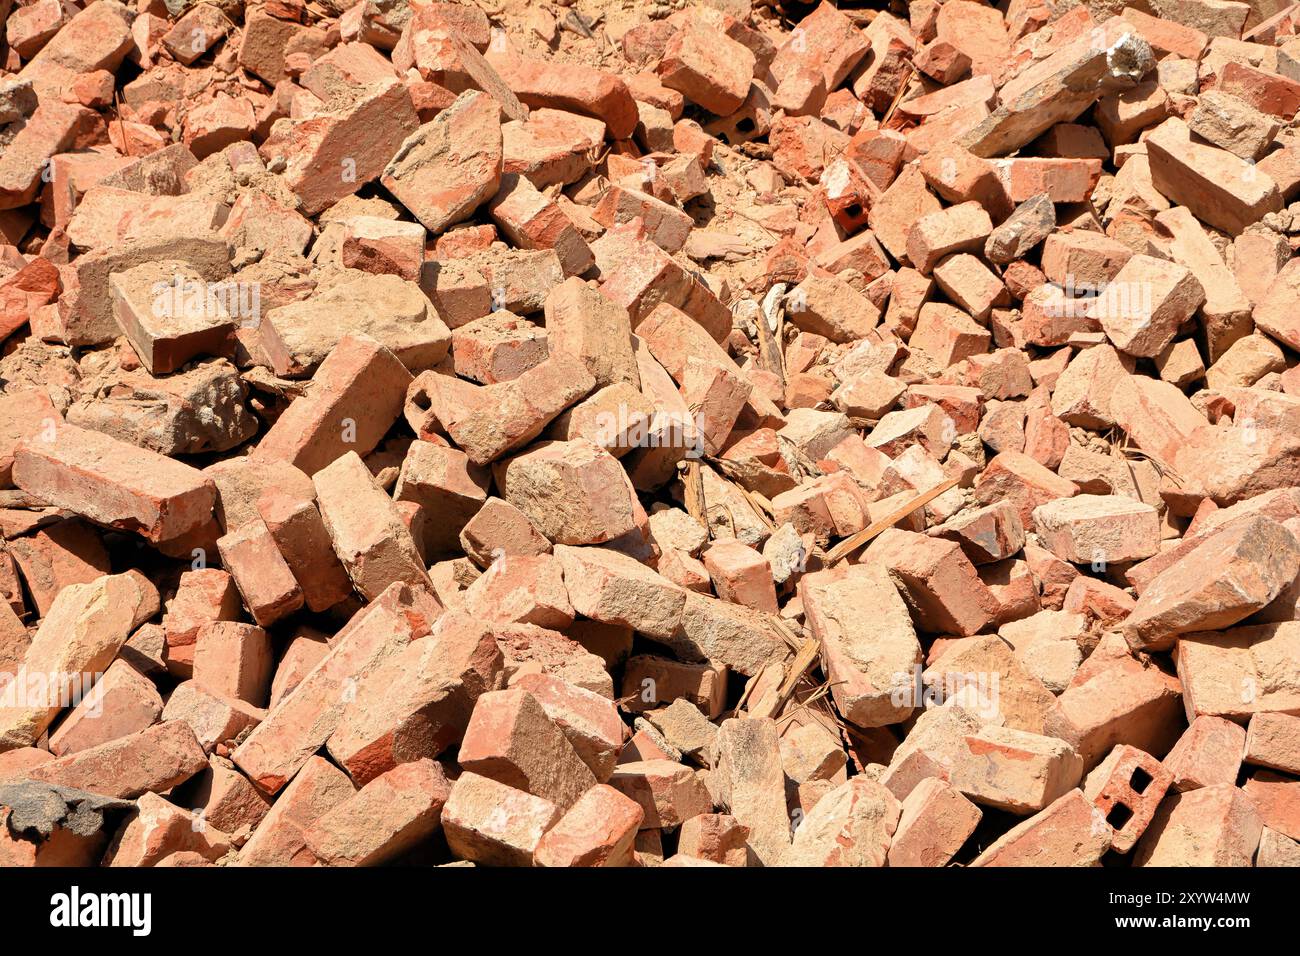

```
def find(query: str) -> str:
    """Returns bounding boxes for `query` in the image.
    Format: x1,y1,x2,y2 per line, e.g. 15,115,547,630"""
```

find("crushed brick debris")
1,0,1299,871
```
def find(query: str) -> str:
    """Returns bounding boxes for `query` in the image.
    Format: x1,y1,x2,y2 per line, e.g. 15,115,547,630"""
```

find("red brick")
162,569,240,678
1124,517,1300,652
1146,118,1282,235
608,759,711,829
313,452,433,601
232,583,439,793
702,539,778,614
864,529,999,637
1135,785,1262,866
237,755,356,866
887,777,982,867
256,491,353,614
489,174,593,276
13,422,216,548
459,688,596,809
1083,744,1172,853
161,681,264,754
621,655,726,719
28,720,207,799
441,771,560,865
786,777,899,866
194,622,274,708
971,790,1111,866
486,54,636,140
104,793,231,867
0,102,99,210
304,759,451,866
6,519,109,616
800,563,921,727
47,660,162,758
1246,713,1300,776
216,521,302,629
326,613,500,785
676,813,750,866
657,23,755,117
1176,621,1300,723
0,575,137,749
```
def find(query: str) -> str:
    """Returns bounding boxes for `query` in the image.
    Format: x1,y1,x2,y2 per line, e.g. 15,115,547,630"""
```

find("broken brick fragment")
5,0,1300,875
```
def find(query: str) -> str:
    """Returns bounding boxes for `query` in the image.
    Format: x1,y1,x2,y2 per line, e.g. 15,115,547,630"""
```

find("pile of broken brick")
2,0,1300,869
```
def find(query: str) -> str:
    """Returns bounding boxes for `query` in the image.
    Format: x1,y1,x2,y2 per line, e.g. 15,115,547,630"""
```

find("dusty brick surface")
2,0,1298,876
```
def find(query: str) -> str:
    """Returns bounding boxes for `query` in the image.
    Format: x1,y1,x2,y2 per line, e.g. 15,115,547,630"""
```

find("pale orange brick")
887,777,982,867
193,622,274,708
1135,785,1262,866
304,759,451,866
534,783,643,867
442,771,561,866
216,519,303,628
